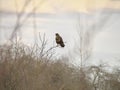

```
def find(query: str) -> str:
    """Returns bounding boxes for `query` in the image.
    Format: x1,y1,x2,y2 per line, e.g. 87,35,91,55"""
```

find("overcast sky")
0,0,120,66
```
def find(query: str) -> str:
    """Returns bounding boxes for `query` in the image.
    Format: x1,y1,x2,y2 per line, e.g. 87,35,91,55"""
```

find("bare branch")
10,0,47,41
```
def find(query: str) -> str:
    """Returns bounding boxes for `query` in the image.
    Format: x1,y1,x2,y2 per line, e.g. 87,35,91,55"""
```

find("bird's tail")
60,43,65,47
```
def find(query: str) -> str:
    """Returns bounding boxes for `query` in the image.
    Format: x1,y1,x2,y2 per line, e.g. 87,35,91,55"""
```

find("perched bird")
55,33,65,47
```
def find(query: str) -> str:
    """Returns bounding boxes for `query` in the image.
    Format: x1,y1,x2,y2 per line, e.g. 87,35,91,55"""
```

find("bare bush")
0,42,91,90
0,42,120,90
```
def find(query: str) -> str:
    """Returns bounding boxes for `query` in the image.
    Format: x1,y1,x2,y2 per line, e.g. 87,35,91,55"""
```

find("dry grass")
0,43,120,90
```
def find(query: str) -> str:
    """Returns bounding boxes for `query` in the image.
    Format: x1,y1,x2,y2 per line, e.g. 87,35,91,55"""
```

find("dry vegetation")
0,41,120,90
1,0,120,89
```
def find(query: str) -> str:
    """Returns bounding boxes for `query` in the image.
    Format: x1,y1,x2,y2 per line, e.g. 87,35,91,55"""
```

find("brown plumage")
55,33,65,47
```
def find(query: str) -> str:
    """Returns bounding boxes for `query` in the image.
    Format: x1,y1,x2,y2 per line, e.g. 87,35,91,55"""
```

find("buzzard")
55,33,65,47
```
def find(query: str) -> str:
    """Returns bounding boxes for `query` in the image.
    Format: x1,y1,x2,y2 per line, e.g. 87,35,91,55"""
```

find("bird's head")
55,33,59,36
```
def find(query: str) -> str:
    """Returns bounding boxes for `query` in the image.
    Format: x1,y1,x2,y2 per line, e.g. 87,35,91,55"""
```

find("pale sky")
0,0,120,13
0,0,120,66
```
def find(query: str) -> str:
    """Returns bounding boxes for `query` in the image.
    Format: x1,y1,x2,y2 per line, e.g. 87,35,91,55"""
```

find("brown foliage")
0,43,120,90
